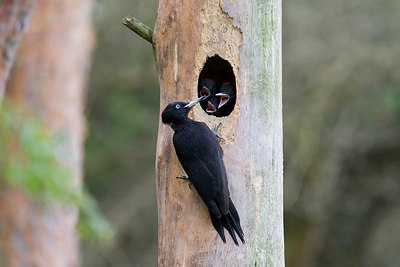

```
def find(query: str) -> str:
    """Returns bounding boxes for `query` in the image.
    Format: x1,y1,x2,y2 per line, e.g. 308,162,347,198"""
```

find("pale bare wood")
154,0,284,266
0,0,94,266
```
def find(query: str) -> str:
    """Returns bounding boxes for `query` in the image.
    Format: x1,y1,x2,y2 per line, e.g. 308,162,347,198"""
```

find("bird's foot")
176,172,192,190
213,123,225,141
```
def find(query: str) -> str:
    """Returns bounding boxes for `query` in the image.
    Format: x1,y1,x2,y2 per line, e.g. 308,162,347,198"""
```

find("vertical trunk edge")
155,0,283,265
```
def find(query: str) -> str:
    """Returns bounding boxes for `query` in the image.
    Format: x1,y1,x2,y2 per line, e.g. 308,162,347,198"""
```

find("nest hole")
197,55,236,117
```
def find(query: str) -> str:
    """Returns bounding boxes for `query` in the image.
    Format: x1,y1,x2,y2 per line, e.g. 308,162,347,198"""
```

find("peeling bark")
154,0,283,265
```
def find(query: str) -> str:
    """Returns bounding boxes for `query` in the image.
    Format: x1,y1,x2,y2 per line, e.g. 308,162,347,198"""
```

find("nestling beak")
206,101,217,113
184,96,205,109
215,93,230,109
200,87,211,98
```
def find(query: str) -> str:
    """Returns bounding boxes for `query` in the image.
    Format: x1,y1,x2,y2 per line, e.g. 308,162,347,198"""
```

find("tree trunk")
0,0,37,102
154,0,283,266
0,0,94,266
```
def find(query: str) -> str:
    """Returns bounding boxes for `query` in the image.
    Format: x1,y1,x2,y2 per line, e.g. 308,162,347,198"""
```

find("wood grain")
154,0,284,266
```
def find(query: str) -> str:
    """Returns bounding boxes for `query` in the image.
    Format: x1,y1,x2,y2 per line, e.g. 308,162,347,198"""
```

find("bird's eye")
175,104,180,109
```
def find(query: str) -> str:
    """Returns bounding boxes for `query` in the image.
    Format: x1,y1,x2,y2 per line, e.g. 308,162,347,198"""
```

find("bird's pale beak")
215,93,230,109
184,96,205,108
200,87,211,98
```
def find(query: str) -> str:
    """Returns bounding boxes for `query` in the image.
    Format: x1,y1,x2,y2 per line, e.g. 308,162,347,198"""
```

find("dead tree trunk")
154,0,283,265
0,0,94,266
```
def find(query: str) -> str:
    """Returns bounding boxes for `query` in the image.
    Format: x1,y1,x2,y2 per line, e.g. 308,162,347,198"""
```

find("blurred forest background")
1,0,399,266
84,0,400,266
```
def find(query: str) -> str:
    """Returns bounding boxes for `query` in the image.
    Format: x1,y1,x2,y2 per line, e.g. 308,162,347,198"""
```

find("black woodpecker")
215,81,236,116
198,78,217,112
206,96,220,115
161,97,245,245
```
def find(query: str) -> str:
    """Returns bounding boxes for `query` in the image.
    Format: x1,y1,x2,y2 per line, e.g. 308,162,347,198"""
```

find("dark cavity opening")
197,55,236,117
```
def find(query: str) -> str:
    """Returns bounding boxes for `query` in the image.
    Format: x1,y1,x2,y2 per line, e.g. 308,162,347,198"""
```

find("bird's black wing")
173,121,229,216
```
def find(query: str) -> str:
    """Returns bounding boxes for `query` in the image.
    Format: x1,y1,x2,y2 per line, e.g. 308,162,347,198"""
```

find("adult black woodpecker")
215,81,236,116
198,78,217,112
161,97,245,245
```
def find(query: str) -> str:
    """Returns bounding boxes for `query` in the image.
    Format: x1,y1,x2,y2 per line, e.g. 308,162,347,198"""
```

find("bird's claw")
213,123,225,141
176,172,192,190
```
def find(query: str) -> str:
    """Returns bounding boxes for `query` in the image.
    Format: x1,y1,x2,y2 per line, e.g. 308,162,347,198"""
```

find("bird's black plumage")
206,96,220,115
198,79,236,117
215,81,236,117
161,98,245,245
198,78,218,113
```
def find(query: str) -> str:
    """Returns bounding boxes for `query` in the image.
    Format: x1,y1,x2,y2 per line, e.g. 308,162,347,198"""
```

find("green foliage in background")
83,0,400,266
283,0,400,266
0,102,113,242
82,1,159,266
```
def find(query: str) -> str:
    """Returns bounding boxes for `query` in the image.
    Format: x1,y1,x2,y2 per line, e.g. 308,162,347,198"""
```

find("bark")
154,0,283,266
0,0,37,103
0,0,94,266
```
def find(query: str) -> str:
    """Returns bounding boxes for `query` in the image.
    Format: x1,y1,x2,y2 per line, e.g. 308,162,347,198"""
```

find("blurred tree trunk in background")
0,0,94,266
0,0,37,102
154,0,283,265
282,1,400,266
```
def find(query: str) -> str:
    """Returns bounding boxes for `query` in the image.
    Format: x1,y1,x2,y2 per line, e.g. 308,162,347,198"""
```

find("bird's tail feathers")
210,212,226,243
209,198,245,245
221,213,239,245
228,198,245,243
